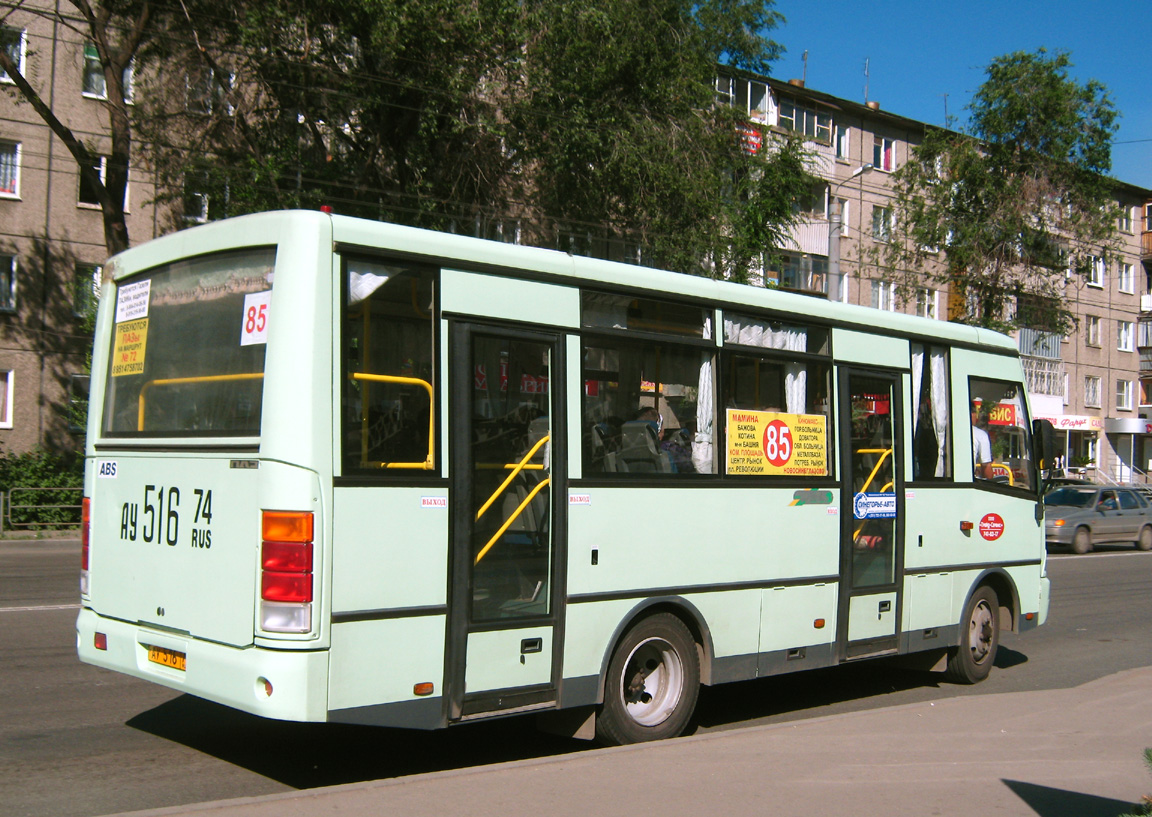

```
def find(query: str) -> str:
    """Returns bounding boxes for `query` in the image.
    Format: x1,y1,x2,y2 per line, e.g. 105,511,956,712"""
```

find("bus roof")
107,209,1017,354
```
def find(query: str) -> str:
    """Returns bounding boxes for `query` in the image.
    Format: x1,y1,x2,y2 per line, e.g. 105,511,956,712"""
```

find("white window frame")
1,26,26,84
1087,255,1104,288
835,125,850,160
81,42,134,103
185,68,233,116
1118,261,1134,294
1118,320,1134,352
0,253,15,312
1085,315,1100,346
871,205,892,242
0,140,20,198
871,280,896,311
73,263,101,317
77,156,130,210
1084,375,1101,409
0,369,12,429
1117,379,1133,411
873,135,896,172
1119,205,1134,234
915,287,937,320
777,97,832,143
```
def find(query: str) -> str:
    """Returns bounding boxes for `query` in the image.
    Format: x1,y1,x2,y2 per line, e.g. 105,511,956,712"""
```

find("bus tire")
944,585,999,685
595,613,700,746
1137,526,1152,551
1072,526,1093,555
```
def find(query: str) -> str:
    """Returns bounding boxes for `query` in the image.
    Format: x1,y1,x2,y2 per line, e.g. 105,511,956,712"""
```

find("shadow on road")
129,648,1034,790
1003,779,1137,817
127,695,587,789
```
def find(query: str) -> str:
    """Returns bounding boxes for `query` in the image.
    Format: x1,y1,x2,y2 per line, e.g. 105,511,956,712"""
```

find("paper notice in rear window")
116,280,151,322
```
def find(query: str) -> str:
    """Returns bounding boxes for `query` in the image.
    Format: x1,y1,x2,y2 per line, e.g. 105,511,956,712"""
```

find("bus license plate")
147,645,186,671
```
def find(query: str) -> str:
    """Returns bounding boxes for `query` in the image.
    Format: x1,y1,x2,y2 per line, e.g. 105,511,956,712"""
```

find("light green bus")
77,210,1050,744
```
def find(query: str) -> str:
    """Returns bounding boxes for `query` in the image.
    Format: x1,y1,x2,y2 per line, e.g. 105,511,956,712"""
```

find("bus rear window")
102,248,276,437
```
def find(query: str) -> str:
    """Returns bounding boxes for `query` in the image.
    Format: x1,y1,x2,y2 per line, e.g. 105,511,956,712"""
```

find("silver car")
1044,486,1152,554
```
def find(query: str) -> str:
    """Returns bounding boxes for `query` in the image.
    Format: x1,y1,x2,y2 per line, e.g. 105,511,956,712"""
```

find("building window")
186,68,231,115
871,280,896,311
68,374,90,433
1117,379,1133,411
767,251,827,293
1120,206,1134,234
1119,261,1134,294
915,288,937,319
873,136,895,171
0,254,15,311
777,97,832,143
74,263,101,318
871,205,892,242
78,155,127,208
1,26,25,83
81,42,134,102
0,140,19,197
0,369,11,428
1086,255,1104,287
1118,320,1134,352
835,125,850,160
1084,375,1101,409
1085,315,1100,346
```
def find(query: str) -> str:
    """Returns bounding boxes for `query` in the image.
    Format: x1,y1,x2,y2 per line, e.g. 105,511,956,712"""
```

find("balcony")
1021,355,1065,398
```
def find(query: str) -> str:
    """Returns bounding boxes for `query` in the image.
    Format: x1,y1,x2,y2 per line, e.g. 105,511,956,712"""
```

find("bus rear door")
445,323,567,720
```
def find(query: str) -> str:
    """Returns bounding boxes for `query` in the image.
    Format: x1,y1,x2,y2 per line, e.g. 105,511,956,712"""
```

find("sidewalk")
106,667,1152,817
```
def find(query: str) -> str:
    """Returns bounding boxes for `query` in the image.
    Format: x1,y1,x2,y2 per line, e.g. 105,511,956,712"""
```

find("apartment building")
1,4,161,454
717,69,1152,482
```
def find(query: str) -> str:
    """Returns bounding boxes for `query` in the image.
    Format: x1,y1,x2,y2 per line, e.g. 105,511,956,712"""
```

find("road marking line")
0,603,80,613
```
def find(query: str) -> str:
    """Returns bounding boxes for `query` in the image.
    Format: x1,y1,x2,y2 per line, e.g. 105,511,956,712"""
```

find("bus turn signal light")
262,511,314,543
414,682,434,696
960,521,974,531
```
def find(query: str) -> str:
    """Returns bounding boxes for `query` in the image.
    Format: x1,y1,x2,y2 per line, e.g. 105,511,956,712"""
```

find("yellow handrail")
475,435,551,522
475,477,551,565
351,372,435,469
137,373,264,431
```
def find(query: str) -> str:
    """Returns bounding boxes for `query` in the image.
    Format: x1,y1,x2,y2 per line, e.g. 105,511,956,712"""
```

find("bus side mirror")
1032,418,1056,496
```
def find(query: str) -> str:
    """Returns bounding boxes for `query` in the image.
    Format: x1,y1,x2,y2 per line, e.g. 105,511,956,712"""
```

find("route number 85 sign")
241,291,272,346
725,409,828,476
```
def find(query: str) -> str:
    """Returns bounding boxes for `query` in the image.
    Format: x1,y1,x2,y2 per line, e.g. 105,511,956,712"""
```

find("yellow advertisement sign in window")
111,318,148,377
726,409,828,476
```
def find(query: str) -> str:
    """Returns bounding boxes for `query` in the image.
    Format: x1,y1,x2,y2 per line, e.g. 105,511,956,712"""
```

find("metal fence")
1,487,83,534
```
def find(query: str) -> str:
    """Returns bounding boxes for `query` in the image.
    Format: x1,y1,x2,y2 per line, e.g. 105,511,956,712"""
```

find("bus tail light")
80,497,91,596
260,511,314,634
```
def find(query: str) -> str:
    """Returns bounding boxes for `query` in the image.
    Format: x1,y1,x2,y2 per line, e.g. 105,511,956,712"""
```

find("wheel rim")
619,636,684,727
968,599,995,664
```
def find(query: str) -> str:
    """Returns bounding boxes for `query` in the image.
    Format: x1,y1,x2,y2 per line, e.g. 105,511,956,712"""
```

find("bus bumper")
76,606,330,723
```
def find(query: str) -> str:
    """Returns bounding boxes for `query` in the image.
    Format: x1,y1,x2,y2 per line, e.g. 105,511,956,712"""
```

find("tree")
0,0,157,256
146,0,818,280
873,49,1120,333
510,0,816,278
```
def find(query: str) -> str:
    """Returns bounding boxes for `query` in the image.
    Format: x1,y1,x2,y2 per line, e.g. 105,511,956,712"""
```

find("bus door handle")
521,638,543,655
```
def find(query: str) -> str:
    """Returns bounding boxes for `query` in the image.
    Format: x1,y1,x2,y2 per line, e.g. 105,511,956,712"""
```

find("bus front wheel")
945,585,999,684
596,613,700,746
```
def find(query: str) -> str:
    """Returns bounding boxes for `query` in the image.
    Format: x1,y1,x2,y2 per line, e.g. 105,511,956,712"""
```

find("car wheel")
1072,526,1093,555
1138,526,1152,551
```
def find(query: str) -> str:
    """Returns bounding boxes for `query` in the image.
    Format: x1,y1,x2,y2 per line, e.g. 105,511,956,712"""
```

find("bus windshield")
101,247,276,437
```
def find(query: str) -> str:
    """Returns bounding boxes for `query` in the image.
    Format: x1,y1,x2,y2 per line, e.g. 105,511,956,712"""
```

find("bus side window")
968,377,1033,492
911,344,951,481
343,260,436,474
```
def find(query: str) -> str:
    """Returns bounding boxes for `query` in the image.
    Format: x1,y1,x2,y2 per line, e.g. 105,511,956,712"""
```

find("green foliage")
1117,748,1152,817
875,49,1120,333
140,0,815,280
0,449,84,529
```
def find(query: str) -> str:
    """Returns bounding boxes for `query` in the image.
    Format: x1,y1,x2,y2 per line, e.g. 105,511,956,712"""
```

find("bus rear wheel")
596,613,700,746
945,586,999,684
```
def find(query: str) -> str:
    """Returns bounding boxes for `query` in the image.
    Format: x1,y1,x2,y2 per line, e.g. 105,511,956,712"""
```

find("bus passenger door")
446,324,566,721
837,369,904,660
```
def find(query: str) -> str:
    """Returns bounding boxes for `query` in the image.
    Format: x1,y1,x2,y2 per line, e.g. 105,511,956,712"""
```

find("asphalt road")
2,541,1150,817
